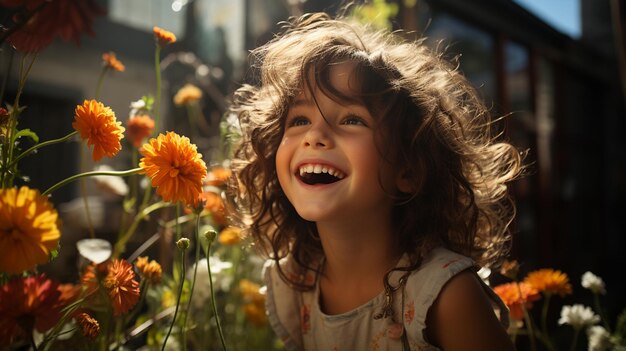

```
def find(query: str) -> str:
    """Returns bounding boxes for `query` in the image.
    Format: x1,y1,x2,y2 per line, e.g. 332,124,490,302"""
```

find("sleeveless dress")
264,247,509,351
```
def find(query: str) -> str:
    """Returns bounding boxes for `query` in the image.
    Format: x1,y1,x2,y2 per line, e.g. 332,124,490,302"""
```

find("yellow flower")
75,312,100,340
140,132,207,206
218,226,242,245
524,268,573,297
153,26,176,47
135,256,162,284
0,186,61,274
239,279,267,326
72,99,125,161
102,51,125,72
173,84,202,106
102,259,140,316
493,282,541,321
126,115,155,147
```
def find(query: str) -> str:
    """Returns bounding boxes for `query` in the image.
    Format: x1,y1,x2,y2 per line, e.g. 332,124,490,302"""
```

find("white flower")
186,257,233,307
129,99,146,117
558,304,600,329
587,325,611,351
76,238,112,264
582,271,606,295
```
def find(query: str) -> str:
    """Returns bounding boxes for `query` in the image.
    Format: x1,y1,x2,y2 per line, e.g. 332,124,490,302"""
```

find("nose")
303,121,333,149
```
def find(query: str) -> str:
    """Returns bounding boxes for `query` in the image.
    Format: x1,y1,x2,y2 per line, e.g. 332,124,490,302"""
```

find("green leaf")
13,128,39,144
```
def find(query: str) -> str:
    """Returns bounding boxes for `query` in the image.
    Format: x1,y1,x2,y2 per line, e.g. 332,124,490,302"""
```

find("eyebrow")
290,98,315,107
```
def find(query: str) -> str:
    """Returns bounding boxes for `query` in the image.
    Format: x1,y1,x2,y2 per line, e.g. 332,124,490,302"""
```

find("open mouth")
297,164,345,185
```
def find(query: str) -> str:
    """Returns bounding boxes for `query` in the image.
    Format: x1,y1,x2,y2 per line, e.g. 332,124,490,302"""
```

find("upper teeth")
298,164,345,179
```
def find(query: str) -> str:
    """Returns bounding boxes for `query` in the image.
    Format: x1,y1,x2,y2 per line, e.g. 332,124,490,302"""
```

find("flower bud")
176,238,190,250
204,230,217,244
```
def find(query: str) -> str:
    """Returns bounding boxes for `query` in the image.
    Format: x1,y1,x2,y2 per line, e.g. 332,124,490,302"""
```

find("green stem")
569,328,580,351
94,66,108,100
540,293,556,351
79,142,96,238
113,200,171,258
153,45,162,135
182,213,202,348
42,167,141,196
206,240,227,351
516,282,537,351
594,293,611,332
8,130,78,169
162,249,186,351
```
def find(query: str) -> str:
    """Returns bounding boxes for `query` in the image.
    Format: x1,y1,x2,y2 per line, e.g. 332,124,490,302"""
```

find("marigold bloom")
102,259,140,316
524,268,573,297
239,279,267,326
205,166,232,187
198,191,226,225
73,99,125,161
493,282,541,320
153,26,176,47
0,274,70,343
243,302,267,327
173,83,202,106
102,51,125,72
75,312,100,340
4,0,105,53
140,132,207,206
126,115,155,147
219,226,242,245
135,256,162,284
0,186,60,274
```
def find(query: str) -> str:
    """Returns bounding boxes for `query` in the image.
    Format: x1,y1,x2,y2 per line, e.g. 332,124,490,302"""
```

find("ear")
396,170,417,194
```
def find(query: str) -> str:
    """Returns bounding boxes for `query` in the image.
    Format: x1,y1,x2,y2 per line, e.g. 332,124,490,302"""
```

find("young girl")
229,12,521,351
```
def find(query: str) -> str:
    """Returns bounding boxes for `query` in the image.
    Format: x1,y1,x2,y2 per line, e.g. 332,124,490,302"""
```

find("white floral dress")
264,247,509,351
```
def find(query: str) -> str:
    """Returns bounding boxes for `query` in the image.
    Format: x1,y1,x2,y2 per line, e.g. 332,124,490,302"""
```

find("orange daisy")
102,51,125,72
72,99,125,161
0,186,61,274
75,312,100,340
493,282,541,320
205,166,232,187
173,83,202,106
218,226,242,245
239,279,267,326
197,191,226,225
0,274,70,343
102,259,140,316
523,268,573,297
135,256,162,284
139,131,207,206
153,26,176,47
126,115,155,147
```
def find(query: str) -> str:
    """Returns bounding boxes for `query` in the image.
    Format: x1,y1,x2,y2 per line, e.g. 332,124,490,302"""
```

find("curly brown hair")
228,12,523,290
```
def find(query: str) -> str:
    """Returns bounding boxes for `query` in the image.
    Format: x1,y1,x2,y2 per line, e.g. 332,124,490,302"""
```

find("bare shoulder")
425,269,515,351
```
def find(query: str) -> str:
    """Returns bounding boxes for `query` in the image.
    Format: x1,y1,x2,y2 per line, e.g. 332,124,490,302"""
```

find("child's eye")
287,116,310,127
341,115,368,126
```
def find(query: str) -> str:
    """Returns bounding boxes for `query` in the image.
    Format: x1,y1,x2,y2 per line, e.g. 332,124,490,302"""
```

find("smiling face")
275,62,398,225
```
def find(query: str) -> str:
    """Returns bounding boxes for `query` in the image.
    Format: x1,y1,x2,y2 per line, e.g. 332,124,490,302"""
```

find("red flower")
2,0,106,53
0,274,75,343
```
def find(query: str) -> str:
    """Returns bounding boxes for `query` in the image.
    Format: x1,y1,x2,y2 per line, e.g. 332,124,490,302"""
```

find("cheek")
275,138,292,185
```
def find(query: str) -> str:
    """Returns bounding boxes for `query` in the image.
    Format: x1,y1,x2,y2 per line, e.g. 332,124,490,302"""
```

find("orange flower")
0,274,71,343
135,256,162,284
102,259,140,316
102,51,125,72
239,279,267,326
493,282,541,320
0,186,60,274
153,26,176,47
523,268,573,297
126,115,155,147
75,312,100,340
198,191,226,225
205,166,232,187
73,99,125,161
219,226,242,245
140,132,207,206
4,0,105,53
173,83,202,106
